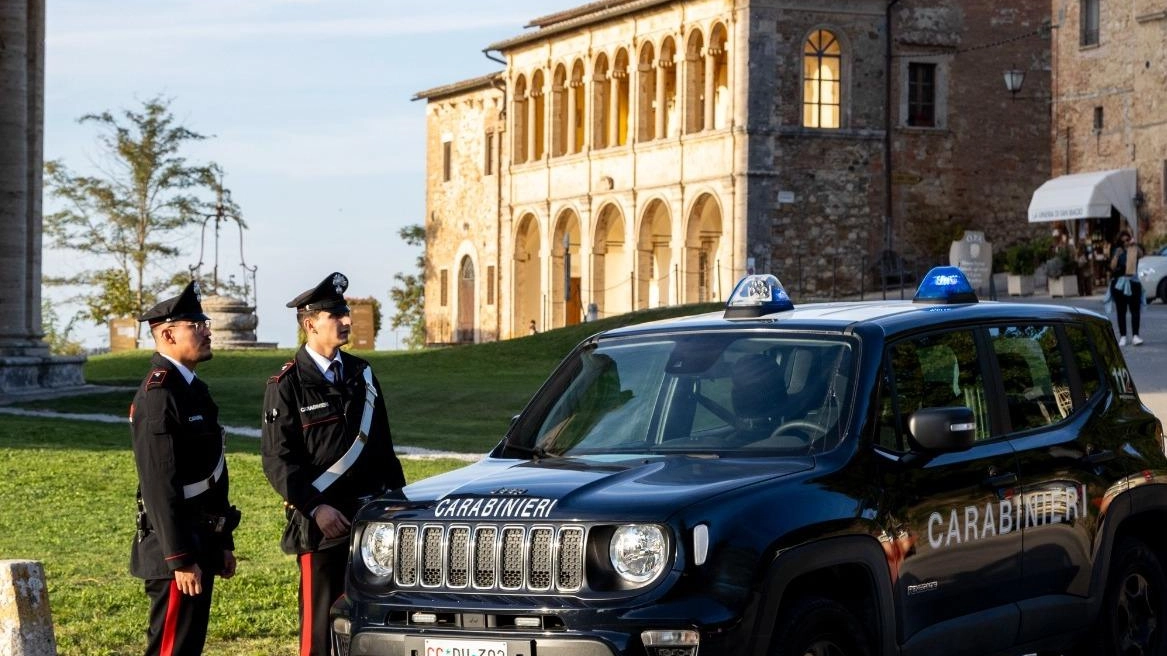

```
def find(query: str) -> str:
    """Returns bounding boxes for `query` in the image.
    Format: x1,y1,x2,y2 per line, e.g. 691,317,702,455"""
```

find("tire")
771,597,872,656
1157,279,1167,305
1094,537,1167,656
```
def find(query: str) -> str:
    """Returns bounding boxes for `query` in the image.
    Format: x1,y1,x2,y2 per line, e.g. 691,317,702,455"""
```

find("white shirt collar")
305,345,343,381
158,353,196,385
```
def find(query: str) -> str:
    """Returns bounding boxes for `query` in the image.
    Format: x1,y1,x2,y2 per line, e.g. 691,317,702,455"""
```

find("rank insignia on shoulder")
265,408,279,424
146,370,167,388
269,361,294,383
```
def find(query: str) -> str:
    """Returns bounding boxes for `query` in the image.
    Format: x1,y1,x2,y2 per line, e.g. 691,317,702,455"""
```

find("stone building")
1028,0,1166,275
415,0,1051,344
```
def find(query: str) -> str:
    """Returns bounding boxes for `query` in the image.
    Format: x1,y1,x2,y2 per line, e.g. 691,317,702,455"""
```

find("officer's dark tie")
328,361,342,385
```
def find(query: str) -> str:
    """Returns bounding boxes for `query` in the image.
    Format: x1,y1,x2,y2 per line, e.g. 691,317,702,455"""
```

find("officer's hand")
174,565,203,596
221,550,237,579
313,504,351,539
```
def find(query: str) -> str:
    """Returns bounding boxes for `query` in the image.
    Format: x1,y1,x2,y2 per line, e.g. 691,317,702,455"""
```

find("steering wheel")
768,420,828,441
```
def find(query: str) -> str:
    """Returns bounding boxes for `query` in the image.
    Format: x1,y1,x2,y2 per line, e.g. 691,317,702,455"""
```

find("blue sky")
43,0,578,349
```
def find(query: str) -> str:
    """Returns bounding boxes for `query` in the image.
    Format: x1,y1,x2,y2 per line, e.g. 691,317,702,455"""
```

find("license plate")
423,638,508,656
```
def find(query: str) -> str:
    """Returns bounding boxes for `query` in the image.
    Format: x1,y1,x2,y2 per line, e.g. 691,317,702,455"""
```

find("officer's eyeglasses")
170,320,213,332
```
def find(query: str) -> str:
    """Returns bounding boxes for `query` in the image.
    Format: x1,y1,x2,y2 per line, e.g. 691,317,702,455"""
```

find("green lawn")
19,303,719,453
1,303,718,654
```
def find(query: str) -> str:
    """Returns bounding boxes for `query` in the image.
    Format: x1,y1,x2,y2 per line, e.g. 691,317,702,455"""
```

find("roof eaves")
486,0,675,53
411,72,504,103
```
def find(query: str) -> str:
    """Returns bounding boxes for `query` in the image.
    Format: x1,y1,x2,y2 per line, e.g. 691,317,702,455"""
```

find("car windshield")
514,332,855,457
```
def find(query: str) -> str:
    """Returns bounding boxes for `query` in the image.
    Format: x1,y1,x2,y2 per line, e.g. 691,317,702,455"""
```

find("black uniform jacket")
130,353,235,580
261,347,406,553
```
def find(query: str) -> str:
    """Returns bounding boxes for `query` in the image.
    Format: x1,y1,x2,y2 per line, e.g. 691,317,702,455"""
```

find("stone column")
704,49,716,131
0,0,86,396
0,560,57,656
654,63,666,140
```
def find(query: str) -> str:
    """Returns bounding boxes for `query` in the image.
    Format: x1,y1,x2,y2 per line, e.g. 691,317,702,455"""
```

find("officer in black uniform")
261,272,406,656
130,281,240,656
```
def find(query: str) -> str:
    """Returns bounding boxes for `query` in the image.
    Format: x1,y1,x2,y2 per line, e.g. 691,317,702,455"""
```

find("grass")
0,416,470,656
1,303,718,654
18,303,719,453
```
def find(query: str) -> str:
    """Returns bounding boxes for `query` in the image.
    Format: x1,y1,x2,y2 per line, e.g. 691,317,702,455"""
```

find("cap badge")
192,281,202,302
332,273,348,294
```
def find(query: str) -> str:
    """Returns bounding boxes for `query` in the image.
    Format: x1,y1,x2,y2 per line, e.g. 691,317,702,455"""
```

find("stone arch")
570,59,586,153
709,23,730,129
592,202,629,319
551,63,569,157
684,29,706,134
613,48,631,145
684,193,724,303
531,69,546,159
636,42,657,142
513,212,542,335
513,74,529,163
551,208,583,327
592,53,611,149
637,198,673,309
660,36,679,138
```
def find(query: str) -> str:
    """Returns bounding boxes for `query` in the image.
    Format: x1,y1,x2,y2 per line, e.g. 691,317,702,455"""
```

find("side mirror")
909,407,976,453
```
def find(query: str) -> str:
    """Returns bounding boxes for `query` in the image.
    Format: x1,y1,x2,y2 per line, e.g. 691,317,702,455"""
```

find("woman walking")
1110,230,1145,346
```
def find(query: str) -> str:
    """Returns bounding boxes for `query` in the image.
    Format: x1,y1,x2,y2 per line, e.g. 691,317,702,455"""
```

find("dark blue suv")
334,268,1167,656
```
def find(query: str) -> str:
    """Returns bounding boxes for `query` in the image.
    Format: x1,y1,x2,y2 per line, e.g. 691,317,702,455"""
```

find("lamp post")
1003,67,1025,100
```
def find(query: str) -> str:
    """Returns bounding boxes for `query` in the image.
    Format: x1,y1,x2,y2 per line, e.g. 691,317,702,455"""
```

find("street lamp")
1003,67,1025,100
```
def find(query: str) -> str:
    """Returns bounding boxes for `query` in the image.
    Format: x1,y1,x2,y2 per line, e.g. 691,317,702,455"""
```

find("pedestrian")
1110,229,1145,346
129,281,240,656
261,272,406,656
529,319,538,335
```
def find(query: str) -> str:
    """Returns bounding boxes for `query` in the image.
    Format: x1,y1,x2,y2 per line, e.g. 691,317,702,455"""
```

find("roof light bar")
724,274,795,318
913,266,979,305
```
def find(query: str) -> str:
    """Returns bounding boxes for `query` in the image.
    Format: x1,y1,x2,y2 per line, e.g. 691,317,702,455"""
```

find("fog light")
514,616,542,628
412,612,437,624
642,629,699,656
332,617,351,636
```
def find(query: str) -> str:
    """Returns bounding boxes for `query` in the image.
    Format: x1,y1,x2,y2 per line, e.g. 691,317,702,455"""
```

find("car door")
876,327,1024,652
993,322,1128,641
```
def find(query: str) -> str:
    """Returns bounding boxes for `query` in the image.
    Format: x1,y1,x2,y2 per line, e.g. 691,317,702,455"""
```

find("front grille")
392,523,586,593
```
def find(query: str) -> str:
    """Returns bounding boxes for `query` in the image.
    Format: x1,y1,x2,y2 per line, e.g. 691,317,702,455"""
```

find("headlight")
609,524,667,584
360,522,395,578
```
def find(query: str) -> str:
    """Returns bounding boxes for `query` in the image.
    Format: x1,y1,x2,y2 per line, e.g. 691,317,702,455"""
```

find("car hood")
383,454,814,522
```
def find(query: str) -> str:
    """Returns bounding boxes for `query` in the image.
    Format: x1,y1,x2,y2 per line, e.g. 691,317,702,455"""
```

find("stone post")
0,560,57,656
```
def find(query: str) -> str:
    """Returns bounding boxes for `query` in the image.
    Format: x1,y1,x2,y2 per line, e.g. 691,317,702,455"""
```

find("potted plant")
1044,247,1079,298
1005,243,1037,296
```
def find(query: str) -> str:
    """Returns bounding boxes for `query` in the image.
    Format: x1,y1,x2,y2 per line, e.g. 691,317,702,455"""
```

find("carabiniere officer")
130,281,241,656
261,272,406,656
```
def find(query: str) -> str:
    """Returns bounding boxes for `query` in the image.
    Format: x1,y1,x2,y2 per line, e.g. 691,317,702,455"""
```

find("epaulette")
145,369,167,389
269,361,295,384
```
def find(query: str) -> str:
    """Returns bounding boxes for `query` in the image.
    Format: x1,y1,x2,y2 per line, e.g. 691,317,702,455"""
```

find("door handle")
1082,449,1115,465
982,471,1019,488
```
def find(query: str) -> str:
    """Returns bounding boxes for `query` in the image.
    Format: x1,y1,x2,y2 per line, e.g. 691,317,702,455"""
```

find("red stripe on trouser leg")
160,579,182,656
300,552,313,656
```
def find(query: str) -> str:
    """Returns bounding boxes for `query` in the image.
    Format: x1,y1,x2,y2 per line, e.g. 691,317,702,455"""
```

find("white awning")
1028,168,1138,235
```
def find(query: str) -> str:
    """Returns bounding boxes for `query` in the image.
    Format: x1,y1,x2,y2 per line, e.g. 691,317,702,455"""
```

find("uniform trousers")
1114,280,1143,337
298,541,348,656
144,571,215,656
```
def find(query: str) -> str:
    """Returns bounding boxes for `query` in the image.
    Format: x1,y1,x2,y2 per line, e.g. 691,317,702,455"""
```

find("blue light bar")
724,274,795,318
913,266,979,304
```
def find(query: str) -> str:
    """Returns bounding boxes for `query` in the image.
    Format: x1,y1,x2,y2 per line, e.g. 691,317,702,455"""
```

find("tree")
43,96,230,324
40,300,85,356
389,224,427,349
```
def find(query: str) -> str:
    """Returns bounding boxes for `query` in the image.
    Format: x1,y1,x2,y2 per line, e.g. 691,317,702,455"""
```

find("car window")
878,329,991,449
987,325,1073,432
526,334,855,456
1065,324,1102,400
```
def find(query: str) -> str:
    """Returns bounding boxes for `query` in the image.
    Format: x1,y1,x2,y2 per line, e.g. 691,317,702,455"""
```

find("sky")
42,0,579,350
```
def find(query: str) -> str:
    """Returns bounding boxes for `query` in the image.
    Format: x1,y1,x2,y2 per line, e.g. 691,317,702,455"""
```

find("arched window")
551,64,568,157
684,30,706,134
592,54,611,149
802,29,841,129
513,75,528,163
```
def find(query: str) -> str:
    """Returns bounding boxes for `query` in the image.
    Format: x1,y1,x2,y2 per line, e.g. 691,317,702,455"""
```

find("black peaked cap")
139,281,209,325
287,272,350,312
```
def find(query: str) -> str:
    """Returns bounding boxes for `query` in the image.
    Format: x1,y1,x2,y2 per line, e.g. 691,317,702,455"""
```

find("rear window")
518,333,856,456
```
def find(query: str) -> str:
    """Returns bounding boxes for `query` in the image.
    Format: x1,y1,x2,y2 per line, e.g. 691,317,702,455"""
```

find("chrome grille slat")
391,522,585,593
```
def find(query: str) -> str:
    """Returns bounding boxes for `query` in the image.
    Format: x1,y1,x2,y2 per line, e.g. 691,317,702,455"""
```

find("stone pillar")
704,50,716,131
654,63,666,140
608,75,619,147
0,560,57,656
0,0,86,396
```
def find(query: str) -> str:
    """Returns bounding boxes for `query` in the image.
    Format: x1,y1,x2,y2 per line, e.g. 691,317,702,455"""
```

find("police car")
334,267,1167,656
